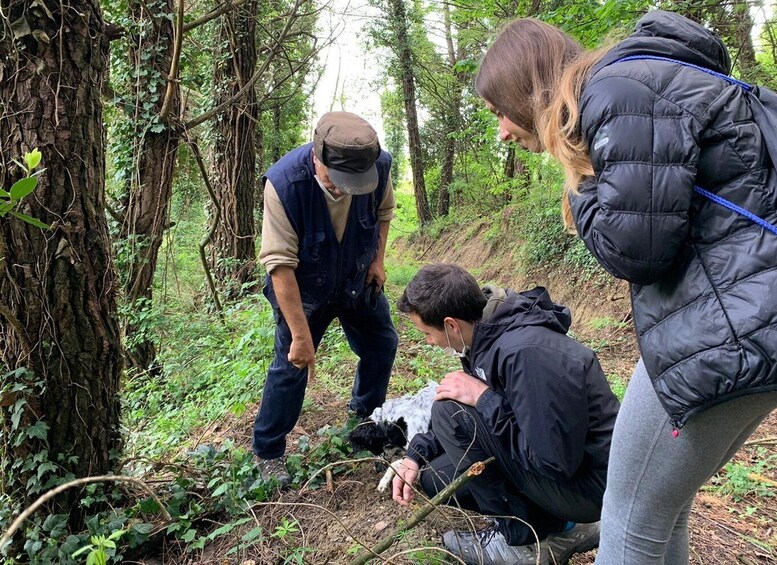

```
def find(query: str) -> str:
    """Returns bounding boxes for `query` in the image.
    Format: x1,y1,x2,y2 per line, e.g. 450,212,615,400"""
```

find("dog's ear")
348,421,388,455
385,417,409,449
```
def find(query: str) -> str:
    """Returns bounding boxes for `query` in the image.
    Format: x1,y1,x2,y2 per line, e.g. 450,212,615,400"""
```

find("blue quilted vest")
263,142,391,309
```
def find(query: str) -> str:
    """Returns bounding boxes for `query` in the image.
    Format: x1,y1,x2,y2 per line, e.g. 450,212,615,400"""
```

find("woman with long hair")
476,10,777,564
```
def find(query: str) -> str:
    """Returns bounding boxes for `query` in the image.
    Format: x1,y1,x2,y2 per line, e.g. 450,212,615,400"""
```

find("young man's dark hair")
397,264,487,328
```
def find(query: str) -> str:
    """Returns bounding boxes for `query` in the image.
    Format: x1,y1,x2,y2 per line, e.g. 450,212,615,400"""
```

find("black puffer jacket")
570,10,777,428
408,287,619,492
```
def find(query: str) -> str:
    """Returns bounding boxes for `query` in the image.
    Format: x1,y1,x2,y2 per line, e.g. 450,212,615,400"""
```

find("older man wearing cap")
253,111,399,485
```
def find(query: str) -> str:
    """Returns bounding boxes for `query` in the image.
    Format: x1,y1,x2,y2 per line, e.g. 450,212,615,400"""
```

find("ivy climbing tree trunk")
211,0,258,296
387,0,432,225
0,0,122,521
120,0,181,371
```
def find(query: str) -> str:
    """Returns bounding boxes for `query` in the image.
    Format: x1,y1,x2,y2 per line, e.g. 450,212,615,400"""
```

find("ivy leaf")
10,177,37,200
181,528,197,542
42,514,68,537
37,461,57,480
24,149,42,170
26,420,49,440
9,211,49,229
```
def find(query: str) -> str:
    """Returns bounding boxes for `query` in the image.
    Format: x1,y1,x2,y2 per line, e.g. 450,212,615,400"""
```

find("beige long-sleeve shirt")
259,176,395,274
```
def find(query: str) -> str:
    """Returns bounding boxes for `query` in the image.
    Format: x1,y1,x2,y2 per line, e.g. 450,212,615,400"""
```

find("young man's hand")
392,457,420,506
435,370,488,406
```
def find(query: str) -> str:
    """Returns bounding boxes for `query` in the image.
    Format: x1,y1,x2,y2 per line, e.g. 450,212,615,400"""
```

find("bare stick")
183,0,247,32
159,0,185,121
347,457,495,565
744,436,777,447
0,475,171,551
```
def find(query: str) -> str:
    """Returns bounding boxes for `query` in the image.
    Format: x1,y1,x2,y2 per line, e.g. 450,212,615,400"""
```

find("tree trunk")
211,0,258,296
437,0,460,218
0,0,122,520
120,0,181,371
388,0,432,225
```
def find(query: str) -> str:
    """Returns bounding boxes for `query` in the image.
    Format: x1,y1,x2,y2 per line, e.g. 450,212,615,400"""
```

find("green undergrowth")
123,295,275,461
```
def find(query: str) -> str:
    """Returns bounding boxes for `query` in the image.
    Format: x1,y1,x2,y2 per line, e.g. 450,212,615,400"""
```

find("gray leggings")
595,359,777,565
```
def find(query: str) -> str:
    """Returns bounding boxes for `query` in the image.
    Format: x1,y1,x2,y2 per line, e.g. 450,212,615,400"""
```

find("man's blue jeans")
252,289,398,459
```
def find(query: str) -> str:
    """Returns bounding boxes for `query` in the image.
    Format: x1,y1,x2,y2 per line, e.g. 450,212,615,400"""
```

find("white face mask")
443,325,469,358
315,175,347,203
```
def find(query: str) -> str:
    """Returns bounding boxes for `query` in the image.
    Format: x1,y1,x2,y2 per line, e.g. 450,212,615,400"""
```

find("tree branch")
347,457,495,565
159,0,185,122
0,475,172,552
184,0,307,129
183,0,247,33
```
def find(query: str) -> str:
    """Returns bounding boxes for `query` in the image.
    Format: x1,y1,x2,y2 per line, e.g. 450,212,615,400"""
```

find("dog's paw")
377,472,393,493
377,459,402,493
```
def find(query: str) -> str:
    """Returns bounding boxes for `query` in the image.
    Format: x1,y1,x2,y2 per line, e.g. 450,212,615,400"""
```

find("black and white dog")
348,381,437,492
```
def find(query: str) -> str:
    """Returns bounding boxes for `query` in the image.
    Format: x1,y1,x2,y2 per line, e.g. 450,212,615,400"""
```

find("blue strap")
613,55,754,91
694,186,777,236
611,55,777,236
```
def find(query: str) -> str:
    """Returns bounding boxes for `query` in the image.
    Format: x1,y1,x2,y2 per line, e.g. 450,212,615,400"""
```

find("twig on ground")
0,475,172,551
346,457,495,565
744,436,777,447
325,469,334,494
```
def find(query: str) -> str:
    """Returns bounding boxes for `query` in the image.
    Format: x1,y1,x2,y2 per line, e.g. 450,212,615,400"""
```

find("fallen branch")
747,472,777,488
0,475,172,551
744,436,777,447
347,457,495,565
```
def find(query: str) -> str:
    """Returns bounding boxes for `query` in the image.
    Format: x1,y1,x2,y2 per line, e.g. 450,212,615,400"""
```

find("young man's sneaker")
542,522,600,564
255,456,291,487
442,526,548,565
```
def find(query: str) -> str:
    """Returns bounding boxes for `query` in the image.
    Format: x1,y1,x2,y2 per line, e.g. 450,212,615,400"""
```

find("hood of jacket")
473,286,571,357
593,10,730,76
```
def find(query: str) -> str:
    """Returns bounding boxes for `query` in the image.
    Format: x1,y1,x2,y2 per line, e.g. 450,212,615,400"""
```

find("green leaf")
0,188,10,197
26,420,49,440
71,545,92,558
212,483,229,497
42,514,68,537
241,526,264,542
24,149,42,170
9,210,49,229
181,528,197,542
10,177,37,200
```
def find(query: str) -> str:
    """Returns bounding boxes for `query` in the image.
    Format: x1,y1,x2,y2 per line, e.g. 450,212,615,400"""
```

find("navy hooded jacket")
408,287,619,494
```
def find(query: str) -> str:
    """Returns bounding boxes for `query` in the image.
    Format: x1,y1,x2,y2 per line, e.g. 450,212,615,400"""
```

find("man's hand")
288,336,316,381
435,370,488,406
391,457,420,506
365,257,386,288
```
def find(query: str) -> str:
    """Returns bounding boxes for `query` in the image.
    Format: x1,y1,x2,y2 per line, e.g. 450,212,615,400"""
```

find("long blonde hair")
541,49,607,231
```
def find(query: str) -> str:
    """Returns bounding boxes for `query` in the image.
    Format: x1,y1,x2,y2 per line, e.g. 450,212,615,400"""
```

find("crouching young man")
392,264,619,565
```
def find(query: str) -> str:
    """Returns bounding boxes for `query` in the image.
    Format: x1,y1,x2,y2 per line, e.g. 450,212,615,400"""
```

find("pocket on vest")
299,229,325,263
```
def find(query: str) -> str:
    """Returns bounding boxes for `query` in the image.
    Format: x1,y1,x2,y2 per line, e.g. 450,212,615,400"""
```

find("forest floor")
144,224,777,564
